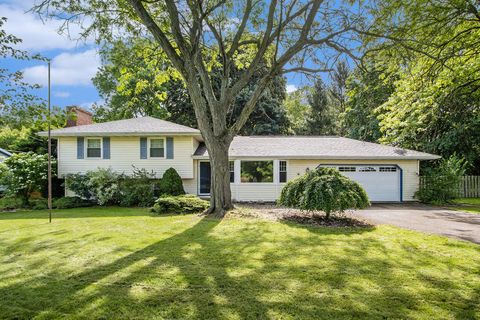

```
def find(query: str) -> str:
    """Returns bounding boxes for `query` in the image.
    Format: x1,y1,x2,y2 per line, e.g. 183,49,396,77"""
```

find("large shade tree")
35,1,367,216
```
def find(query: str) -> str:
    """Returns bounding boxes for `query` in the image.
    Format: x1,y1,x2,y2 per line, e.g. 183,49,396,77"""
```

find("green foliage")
65,174,93,200
119,167,157,207
416,155,468,204
52,197,94,209
30,198,48,210
86,168,122,205
158,168,185,196
284,88,311,134
152,195,209,215
306,78,335,135
278,167,370,219
92,40,290,135
0,197,24,210
0,153,52,204
66,168,159,207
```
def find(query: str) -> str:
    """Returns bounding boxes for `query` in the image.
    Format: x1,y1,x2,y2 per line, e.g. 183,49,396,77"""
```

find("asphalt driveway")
353,203,480,244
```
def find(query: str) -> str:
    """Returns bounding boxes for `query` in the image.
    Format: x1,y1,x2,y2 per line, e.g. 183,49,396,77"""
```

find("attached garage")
319,164,402,202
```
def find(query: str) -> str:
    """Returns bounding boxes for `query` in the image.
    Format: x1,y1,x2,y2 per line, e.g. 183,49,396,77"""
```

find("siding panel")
59,136,196,179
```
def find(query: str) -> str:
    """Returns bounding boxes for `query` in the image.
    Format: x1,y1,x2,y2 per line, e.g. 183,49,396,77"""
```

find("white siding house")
40,117,440,202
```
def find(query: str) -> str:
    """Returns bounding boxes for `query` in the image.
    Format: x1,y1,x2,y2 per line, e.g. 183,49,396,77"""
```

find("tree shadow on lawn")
0,216,479,319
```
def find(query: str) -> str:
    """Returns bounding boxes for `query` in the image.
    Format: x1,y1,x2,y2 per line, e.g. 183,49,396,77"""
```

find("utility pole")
47,60,52,223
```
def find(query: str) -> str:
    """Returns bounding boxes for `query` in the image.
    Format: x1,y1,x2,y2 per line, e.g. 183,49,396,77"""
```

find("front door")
199,161,211,195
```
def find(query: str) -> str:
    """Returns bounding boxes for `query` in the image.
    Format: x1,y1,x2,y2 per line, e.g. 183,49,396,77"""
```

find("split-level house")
40,115,440,202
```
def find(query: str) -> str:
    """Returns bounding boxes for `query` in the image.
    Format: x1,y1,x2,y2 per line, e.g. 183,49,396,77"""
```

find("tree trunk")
205,137,233,217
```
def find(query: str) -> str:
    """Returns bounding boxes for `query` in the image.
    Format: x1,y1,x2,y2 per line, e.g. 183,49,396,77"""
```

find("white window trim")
279,160,288,183
239,159,275,184
85,137,102,159
148,137,166,159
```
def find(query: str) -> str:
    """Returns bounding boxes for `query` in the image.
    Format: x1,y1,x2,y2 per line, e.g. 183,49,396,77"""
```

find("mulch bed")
229,203,373,228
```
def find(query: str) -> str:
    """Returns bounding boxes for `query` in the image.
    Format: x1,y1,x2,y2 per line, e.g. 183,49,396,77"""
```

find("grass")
0,207,479,319
450,198,480,214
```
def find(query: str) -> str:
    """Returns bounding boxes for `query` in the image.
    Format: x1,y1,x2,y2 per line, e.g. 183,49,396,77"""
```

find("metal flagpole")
48,60,52,223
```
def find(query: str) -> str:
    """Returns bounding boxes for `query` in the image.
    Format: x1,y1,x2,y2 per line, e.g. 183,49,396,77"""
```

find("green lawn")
0,208,479,319
450,198,480,214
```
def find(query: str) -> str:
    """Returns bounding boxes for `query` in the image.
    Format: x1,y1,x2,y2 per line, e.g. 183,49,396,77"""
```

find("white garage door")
320,165,401,202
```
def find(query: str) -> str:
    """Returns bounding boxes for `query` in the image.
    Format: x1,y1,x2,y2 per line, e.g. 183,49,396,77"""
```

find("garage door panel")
320,165,401,202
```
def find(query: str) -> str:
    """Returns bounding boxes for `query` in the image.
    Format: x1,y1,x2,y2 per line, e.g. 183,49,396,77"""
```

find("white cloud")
54,91,70,98
1,2,91,51
22,49,100,86
286,84,298,93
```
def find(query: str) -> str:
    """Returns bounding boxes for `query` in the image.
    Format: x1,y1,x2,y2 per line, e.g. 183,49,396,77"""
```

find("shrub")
86,168,122,205
278,167,370,219
0,153,54,205
0,197,25,211
152,195,209,214
30,198,48,210
65,173,93,199
119,167,157,207
53,196,94,209
416,154,467,204
158,167,185,196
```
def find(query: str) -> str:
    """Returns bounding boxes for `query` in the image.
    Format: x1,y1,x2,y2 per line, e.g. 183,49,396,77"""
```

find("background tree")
93,40,290,135
35,0,368,215
0,17,67,154
284,88,311,135
0,153,52,205
328,60,350,135
349,0,480,173
306,78,335,135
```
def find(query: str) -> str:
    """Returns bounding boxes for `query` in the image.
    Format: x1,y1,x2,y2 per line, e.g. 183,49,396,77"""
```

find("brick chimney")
66,106,93,127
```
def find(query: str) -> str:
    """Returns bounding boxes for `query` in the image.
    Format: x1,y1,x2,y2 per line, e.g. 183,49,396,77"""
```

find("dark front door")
199,162,211,195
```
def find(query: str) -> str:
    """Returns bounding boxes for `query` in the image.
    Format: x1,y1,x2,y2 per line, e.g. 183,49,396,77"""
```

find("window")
359,166,376,172
279,161,287,183
87,138,101,158
150,138,165,158
338,166,356,172
229,161,235,183
380,166,397,172
241,161,273,183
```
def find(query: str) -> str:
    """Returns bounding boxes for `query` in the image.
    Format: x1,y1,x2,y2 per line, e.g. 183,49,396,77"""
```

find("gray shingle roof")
38,116,200,137
193,136,440,160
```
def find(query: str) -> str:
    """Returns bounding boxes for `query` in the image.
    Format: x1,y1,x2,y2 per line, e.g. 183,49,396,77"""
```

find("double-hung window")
150,138,165,158
279,161,287,183
87,138,101,158
229,161,235,183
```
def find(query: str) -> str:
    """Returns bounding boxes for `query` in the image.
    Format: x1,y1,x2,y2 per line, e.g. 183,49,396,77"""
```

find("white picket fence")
420,176,480,198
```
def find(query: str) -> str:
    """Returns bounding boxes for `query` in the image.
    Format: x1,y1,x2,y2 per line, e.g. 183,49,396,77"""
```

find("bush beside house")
416,155,468,204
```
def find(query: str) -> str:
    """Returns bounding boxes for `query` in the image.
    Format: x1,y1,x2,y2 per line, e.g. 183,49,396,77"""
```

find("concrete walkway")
353,203,480,244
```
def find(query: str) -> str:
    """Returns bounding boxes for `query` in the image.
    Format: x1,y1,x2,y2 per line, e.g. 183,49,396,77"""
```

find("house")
39,116,440,202
0,148,12,163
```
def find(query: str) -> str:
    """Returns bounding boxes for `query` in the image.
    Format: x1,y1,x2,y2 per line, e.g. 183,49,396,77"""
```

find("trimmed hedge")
0,197,25,211
152,195,209,214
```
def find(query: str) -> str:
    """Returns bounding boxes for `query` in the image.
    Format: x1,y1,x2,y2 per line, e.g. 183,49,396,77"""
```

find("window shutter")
140,137,147,159
103,137,110,159
77,137,84,159
166,137,174,159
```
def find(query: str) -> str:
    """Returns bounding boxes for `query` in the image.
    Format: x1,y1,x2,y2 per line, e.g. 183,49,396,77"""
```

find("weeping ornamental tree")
279,167,370,219
35,1,367,216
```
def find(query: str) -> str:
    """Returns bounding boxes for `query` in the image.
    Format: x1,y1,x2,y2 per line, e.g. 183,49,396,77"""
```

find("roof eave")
192,155,441,160
38,131,201,137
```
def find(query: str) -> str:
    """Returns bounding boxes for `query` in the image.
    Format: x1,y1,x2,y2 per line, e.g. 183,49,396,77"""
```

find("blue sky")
1,0,310,111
